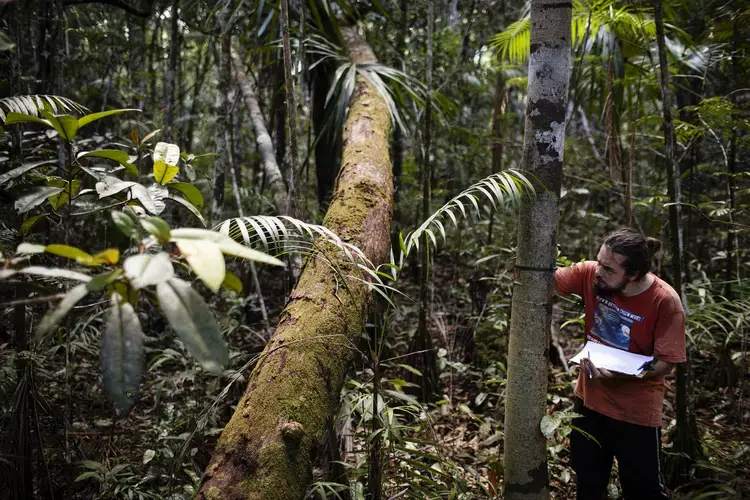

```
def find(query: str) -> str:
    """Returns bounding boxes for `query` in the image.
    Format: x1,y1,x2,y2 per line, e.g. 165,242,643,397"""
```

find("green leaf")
101,293,144,415
47,179,81,210
152,142,180,165
77,108,140,129
96,178,137,198
57,114,80,140
4,112,53,128
0,159,57,187
169,228,228,242
123,253,174,289
20,214,47,235
36,283,90,339
138,183,166,215
87,269,123,292
78,149,137,176
167,194,206,227
221,271,243,293
540,414,560,438
0,32,15,52
45,244,94,263
74,471,101,482
153,160,179,184
39,110,68,138
15,186,65,213
111,210,138,238
174,239,226,293
90,249,120,265
156,278,228,373
139,216,171,242
167,182,204,207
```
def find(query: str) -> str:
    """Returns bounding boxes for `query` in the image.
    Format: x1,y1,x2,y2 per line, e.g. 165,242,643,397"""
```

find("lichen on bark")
196,24,393,500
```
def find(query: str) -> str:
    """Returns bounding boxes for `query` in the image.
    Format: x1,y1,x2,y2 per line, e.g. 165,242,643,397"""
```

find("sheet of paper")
570,341,654,376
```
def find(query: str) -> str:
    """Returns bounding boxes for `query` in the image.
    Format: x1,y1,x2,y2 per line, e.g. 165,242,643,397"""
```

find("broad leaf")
146,183,168,214
123,253,174,289
140,129,161,145
46,244,118,266
16,243,46,254
101,293,144,415
47,179,81,210
15,186,65,213
96,179,136,198
139,216,171,242
36,284,90,339
174,239,226,293
152,142,180,165
168,182,204,207
221,271,243,293
156,278,228,373
0,266,91,282
111,210,138,238
109,281,139,307
39,110,68,139
0,159,56,187
153,160,179,184
78,108,140,129
4,111,53,128
20,214,47,235
87,269,123,292
217,240,285,267
167,194,206,227
57,114,80,140
78,149,138,176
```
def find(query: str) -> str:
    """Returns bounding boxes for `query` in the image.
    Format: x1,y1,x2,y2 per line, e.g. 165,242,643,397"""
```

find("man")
555,228,686,499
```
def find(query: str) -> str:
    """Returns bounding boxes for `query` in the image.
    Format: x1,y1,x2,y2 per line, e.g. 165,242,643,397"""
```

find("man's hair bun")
646,237,662,257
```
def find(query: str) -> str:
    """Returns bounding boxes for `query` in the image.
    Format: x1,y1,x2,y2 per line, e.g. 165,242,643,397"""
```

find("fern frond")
0,95,89,122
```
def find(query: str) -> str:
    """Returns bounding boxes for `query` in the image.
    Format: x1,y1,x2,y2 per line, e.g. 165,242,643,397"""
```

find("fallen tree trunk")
197,25,393,500
231,49,288,214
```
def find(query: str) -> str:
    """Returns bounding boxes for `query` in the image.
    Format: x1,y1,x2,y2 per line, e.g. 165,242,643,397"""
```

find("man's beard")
594,276,628,297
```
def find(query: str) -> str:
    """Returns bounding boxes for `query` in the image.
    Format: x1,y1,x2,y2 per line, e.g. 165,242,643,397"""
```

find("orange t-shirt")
554,261,686,427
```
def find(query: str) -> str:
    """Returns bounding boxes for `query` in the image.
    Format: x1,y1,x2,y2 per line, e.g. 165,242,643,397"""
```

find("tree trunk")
211,35,231,226
413,0,439,403
196,25,393,500
392,0,408,201
164,0,179,142
312,63,341,210
280,0,300,216
654,0,703,488
503,0,571,497
232,49,288,214
185,40,211,151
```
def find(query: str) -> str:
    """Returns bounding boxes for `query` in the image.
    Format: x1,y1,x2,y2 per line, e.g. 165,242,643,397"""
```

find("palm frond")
399,169,534,261
0,95,89,122
489,17,531,65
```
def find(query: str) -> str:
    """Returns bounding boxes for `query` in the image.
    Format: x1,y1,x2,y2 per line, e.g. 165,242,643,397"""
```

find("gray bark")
503,0,571,498
231,50,288,215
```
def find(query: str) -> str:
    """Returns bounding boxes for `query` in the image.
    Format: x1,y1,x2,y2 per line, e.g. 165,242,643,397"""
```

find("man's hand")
580,358,675,381
581,358,617,379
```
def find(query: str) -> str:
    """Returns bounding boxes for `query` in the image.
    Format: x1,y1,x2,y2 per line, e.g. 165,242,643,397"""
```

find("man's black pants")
571,398,669,499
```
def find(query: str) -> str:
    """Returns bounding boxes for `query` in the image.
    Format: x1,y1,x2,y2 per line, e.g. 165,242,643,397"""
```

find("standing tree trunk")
184,40,211,151
412,0,439,403
392,0,408,201
232,49,288,214
211,35,231,226
196,25,393,500
280,0,300,216
503,0,571,497
654,0,703,488
164,0,179,142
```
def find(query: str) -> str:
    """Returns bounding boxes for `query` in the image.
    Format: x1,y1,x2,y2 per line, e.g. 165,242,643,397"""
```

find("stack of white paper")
570,342,654,376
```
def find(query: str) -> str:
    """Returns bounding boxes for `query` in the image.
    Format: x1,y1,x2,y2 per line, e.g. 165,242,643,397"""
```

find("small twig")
0,293,67,307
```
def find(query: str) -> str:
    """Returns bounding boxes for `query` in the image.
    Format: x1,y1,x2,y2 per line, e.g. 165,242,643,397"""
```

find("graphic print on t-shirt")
590,296,645,350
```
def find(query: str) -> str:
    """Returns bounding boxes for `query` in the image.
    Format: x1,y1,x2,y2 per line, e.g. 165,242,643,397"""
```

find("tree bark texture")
231,49,288,214
211,35,231,226
503,0,571,498
196,25,393,500
654,0,702,487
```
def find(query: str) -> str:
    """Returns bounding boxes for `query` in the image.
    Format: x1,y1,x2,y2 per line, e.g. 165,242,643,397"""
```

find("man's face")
594,245,633,296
